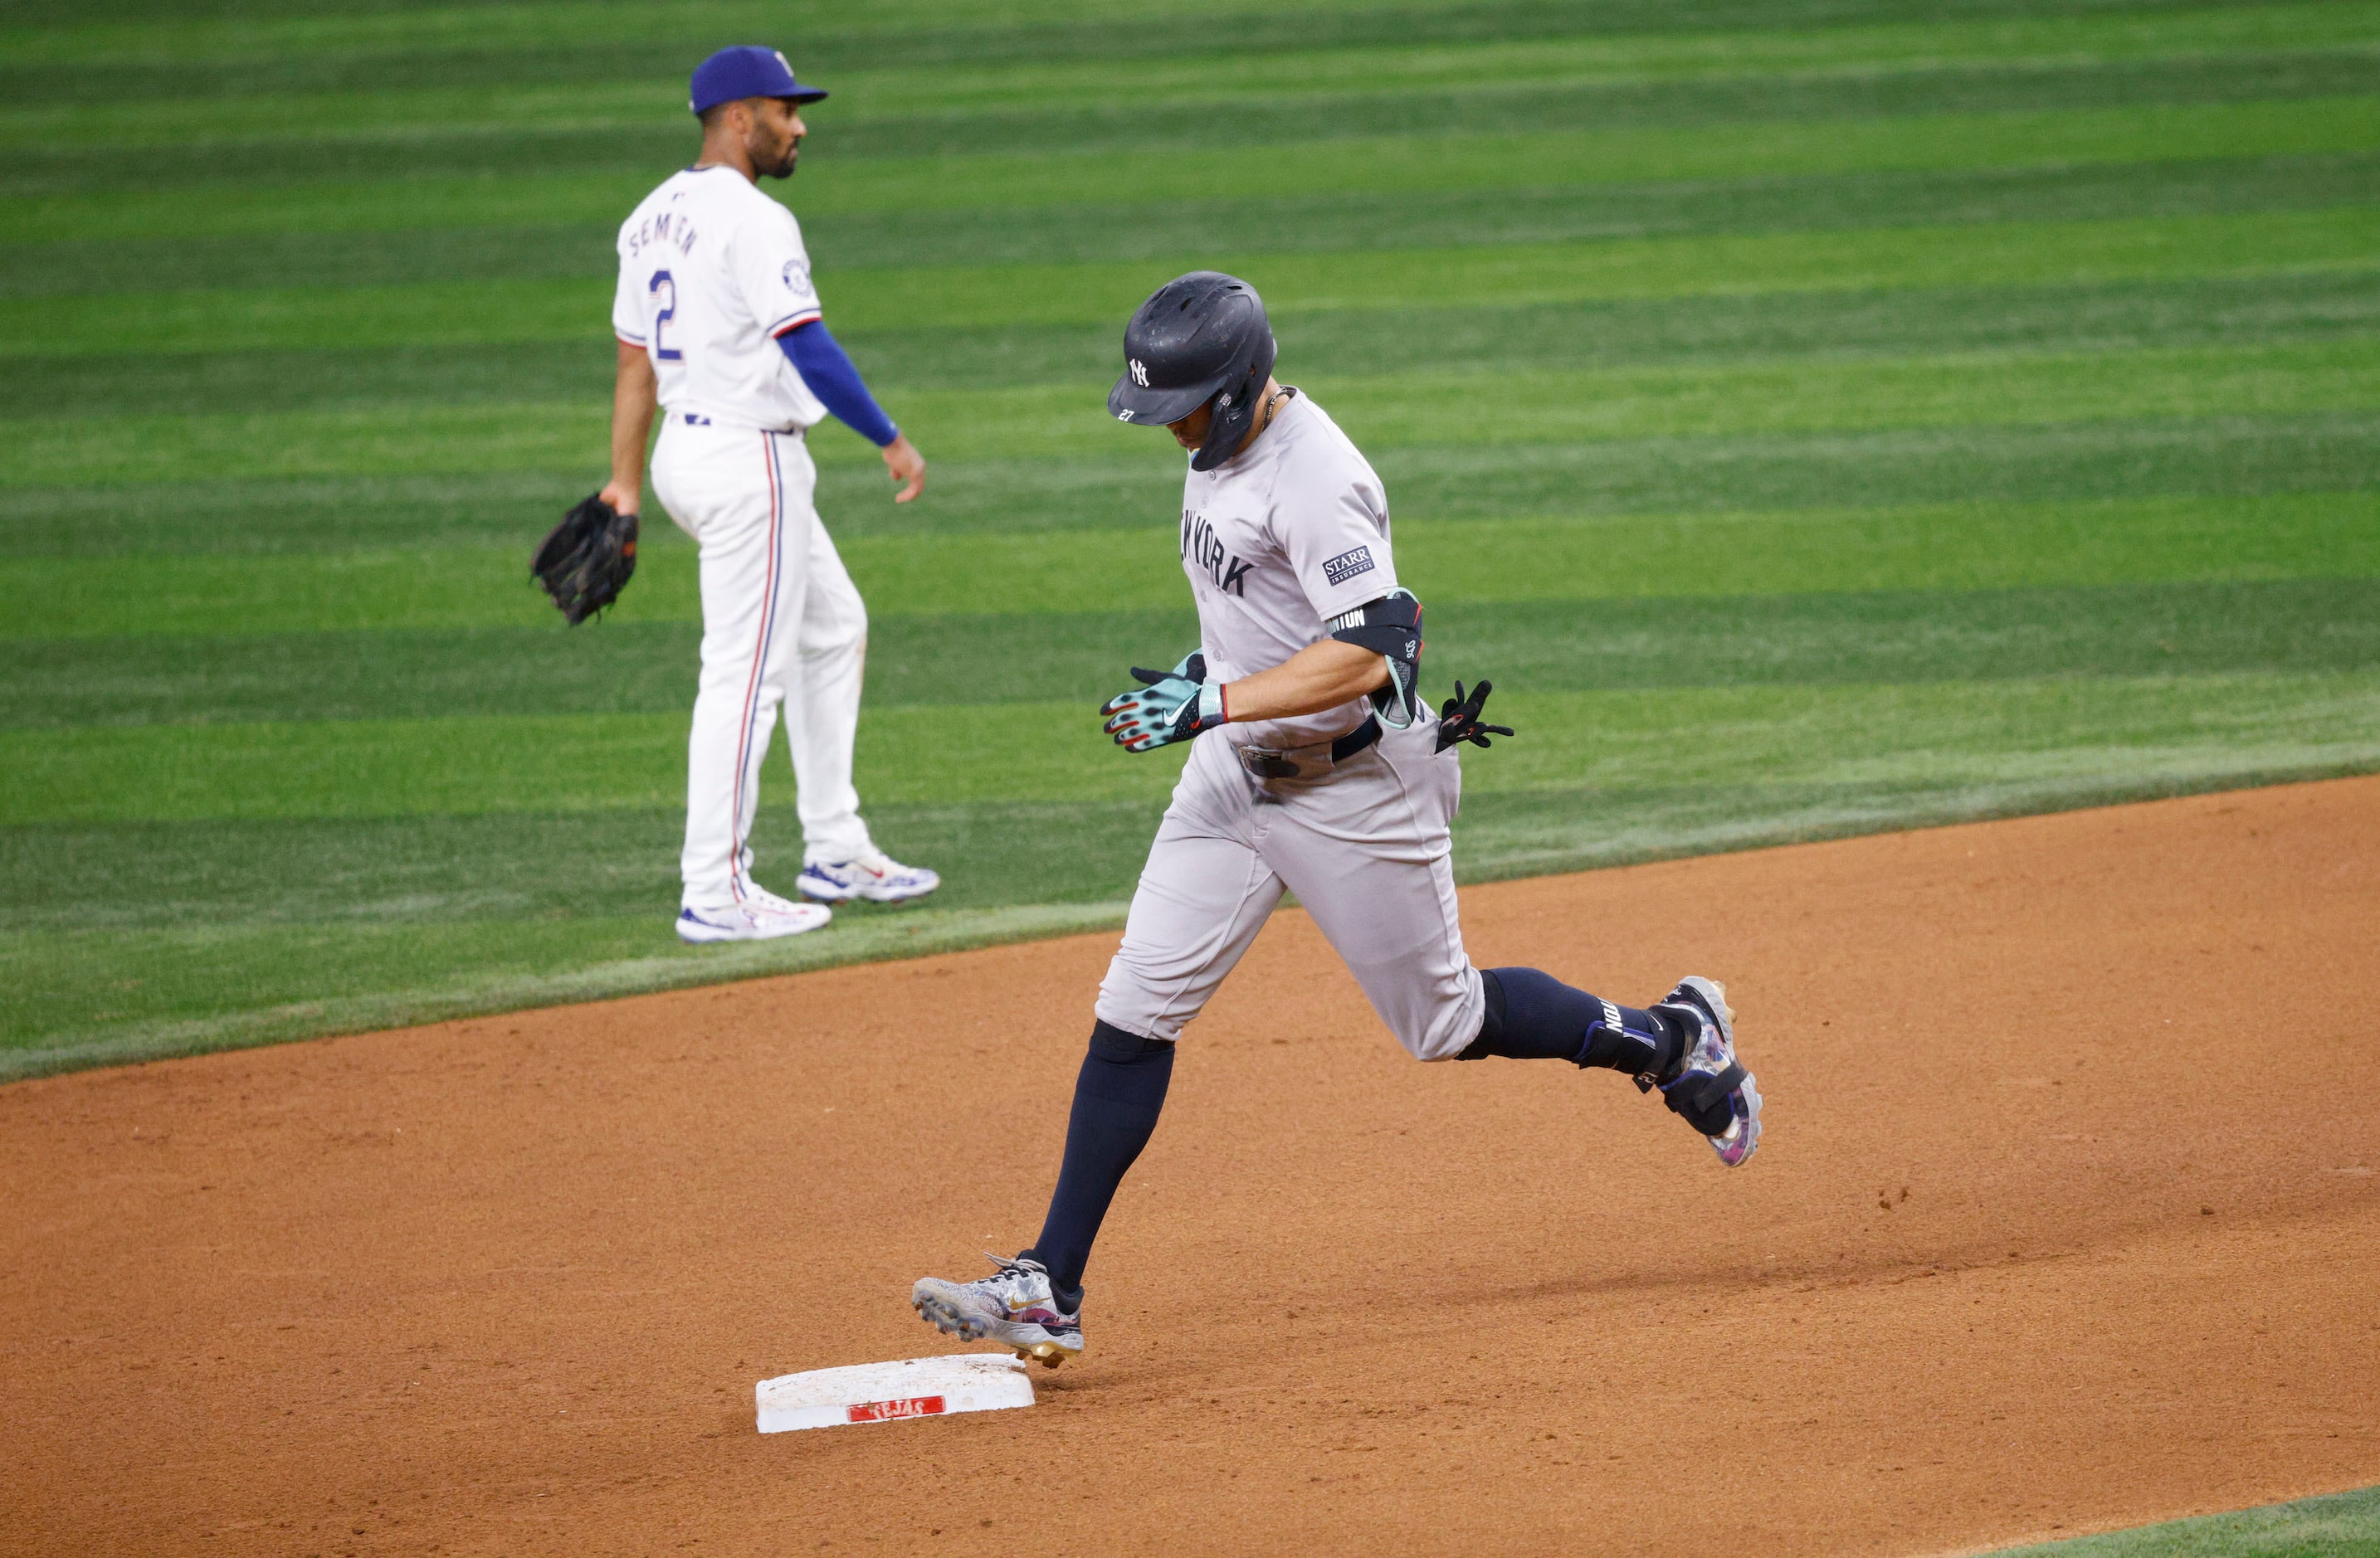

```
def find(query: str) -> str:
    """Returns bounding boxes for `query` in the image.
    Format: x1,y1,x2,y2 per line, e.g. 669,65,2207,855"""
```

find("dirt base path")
7,780,2379,1556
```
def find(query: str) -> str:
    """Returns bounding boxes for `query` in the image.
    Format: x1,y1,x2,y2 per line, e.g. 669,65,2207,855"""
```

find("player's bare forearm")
1220,638,1389,723
601,340,658,514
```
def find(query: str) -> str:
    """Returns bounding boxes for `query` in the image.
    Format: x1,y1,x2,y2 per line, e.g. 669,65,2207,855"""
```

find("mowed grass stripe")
809,206,2380,333
9,670,2378,825
15,579,2379,729
22,61,2380,209
15,54,2377,197
591,96,2380,217
11,335,2375,487
7,494,2369,641
831,6,2380,119
17,413,2374,557
0,0,1507,70
16,154,2380,299
23,70,2380,201
0,0,1480,69
19,207,2372,358
7,0,2362,111
17,269,2378,417
0,706,1178,822
20,96,2374,244
4,688,2371,958
12,2,2373,142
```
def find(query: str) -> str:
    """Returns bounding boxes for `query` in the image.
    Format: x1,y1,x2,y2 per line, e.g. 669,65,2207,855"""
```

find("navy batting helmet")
1107,272,1277,472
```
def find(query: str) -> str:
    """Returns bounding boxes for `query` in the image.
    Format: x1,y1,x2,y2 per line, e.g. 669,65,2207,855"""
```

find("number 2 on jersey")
649,270,683,361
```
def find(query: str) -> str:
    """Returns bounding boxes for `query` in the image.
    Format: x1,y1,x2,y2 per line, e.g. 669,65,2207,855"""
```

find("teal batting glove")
1101,652,1228,752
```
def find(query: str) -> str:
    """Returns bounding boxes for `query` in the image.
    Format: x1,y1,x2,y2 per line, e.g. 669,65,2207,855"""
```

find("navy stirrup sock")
1025,1020,1175,1303
1460,966,1682,1077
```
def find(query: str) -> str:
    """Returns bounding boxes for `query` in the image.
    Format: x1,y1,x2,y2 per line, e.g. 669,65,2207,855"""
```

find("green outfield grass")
11,492,2376,640
3,0,2377,1167
6,12,2376,1546
21,207,2379,350
1991,1486,2380,1555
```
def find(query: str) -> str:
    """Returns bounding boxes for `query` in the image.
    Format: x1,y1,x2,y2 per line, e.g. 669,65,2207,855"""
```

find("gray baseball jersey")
1180,392,1400,752
1095,389,1487,1062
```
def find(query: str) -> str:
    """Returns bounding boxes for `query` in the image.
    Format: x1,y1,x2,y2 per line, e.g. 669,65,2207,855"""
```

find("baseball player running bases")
912,274,1763,1366
603,46,939,945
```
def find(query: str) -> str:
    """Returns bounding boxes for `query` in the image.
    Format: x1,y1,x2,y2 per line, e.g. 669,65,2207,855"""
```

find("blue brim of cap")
690,85,830,115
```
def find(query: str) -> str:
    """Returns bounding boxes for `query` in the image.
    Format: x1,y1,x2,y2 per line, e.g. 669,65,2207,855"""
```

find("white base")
756,1354,1036,1434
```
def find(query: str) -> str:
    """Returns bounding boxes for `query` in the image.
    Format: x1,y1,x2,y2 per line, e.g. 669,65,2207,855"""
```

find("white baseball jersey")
612,167,828,431
1179,389,1401,752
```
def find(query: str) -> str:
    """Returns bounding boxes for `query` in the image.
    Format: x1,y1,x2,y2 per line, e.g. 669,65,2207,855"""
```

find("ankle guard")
1659,1063,1748,1138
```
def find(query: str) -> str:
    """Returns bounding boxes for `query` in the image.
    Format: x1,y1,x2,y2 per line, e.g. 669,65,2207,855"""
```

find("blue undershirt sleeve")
776,320,900,448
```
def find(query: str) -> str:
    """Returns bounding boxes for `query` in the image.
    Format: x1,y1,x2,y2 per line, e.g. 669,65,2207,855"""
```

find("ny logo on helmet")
1129,358,1149,387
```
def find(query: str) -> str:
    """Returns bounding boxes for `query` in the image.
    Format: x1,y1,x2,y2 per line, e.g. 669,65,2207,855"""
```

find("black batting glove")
1434,679,1514,753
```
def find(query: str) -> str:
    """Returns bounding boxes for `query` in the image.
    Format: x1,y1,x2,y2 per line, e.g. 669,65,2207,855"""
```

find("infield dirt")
5,778,2377,1556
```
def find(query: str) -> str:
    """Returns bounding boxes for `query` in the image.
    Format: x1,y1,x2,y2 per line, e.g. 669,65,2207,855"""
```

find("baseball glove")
532,493,639,625
1434,679,1514,752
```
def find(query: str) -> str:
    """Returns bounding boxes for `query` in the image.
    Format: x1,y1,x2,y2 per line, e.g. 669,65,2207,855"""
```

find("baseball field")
8,0,2380,1078
3,0,2378,1551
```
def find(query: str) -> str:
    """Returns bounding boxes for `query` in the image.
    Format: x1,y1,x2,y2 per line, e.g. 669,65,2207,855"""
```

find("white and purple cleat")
1651,976,1763,1167
911,1254,1083,1368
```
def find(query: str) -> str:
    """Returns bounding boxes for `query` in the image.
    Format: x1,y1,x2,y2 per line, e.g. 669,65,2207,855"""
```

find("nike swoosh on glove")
1101,659,1227,752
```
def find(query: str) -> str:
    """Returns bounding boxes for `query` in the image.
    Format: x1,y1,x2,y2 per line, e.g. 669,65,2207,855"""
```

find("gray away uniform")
907,280,1758,1362
1094,391,1488,1062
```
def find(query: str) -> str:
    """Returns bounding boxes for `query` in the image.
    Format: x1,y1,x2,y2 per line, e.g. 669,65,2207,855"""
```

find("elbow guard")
1328,589,1423,728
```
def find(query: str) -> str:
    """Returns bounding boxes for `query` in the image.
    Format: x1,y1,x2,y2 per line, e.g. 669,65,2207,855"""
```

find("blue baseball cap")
689,46,828,116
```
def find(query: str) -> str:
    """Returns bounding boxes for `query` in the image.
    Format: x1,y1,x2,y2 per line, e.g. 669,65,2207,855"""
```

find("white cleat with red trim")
675,883,832,942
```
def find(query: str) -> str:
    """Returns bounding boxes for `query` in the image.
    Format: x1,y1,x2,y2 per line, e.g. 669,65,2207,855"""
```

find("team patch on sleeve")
1322,545,1376,587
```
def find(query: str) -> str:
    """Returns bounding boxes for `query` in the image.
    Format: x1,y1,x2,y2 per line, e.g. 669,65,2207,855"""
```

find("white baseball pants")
651,417,874,909
1095,717,1488,1061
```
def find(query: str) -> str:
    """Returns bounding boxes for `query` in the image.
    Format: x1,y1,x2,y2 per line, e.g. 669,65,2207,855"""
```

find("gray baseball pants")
1095,716,1488,1060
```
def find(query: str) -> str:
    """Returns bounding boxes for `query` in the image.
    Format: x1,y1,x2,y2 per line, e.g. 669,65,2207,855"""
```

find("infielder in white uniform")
602,46,939,944
911,273,1767,1366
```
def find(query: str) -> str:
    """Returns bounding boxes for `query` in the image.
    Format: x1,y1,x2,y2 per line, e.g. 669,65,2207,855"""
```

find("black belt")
1331,714,1383,762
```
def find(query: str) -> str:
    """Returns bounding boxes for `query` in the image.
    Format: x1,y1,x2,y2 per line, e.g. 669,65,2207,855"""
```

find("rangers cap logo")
1129,358,1149,387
